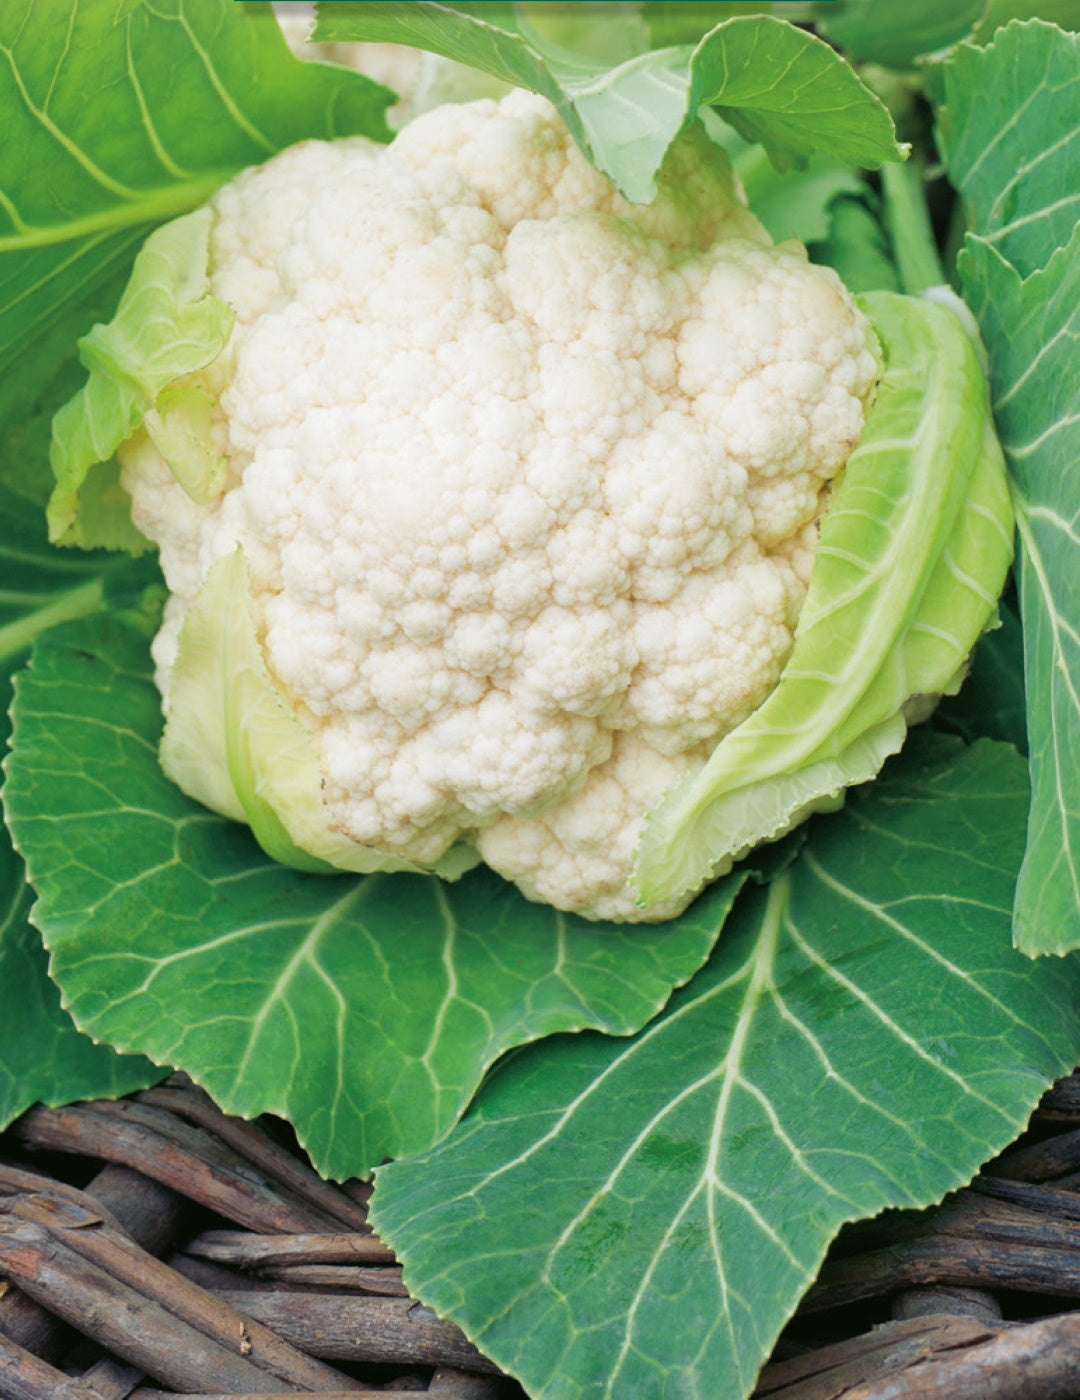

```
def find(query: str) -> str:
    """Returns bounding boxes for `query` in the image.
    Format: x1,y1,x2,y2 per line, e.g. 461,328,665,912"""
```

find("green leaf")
0,269,129,507
818,0,1078,67
0,484,164,1130
0,0,391,390
818,0,985,67
938,23,1080,954
807,193,902,292
643,2,774,48
634,292,1013,904
0,837,163,1131
934,597,1028,754
4,605,743,1179
0,483,155,683
48,209,233,551
314,5,904,202
959,231,1080,954
371,735,1080,1400
706,118,864,242
971,1,1080,41
938,22,1080,279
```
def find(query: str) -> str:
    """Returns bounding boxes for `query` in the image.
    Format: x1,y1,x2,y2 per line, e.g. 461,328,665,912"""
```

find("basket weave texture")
2,1072,1080,1399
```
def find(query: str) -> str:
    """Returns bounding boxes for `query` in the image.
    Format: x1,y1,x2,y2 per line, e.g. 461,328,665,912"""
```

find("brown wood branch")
803,1186,1080,1311
2,1192,362,1393
0,1216,362,1395
983,1127,1080,1183
753,1315,1005,1399
338,1180,374,1211
971,1173,1080,1221
256,1265,409,1295
924,1189,1080,1248
0,1216,280,1394
128,1393,391,1399
0,1164,186,1364
65,1100,351,1236
185,1232,397,1269
12,1105,336,1236
75,1358,145,1400
215,1289,501,1373
803,1232,1080,1312
0,1166,128,1238
1034,1073,1080,1119
0,1326,90,1400
129,1085,370,1233
840,1310,1080,1400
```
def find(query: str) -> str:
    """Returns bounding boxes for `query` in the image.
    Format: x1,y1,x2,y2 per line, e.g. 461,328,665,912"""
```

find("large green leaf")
818,0,1079,65
371,735,1080,1400
0,485,162,1129
938,22,1080,279
0,0,391,456
959,230,1080,954
971,0,1080,40
4,605,742,1179
818,0,985,67
314,4,903,202
0,833,162,1130
937,22,1080,953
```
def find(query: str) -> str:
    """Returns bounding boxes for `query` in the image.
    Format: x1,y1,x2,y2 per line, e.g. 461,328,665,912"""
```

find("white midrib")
605,876,788,1398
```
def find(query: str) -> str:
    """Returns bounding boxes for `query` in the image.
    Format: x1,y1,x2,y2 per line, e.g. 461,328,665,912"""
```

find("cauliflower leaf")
314,4,905,201
634,292,1013,903
48,210,232,552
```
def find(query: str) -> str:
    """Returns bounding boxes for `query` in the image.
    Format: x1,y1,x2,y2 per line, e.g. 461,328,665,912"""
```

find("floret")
114,91,879,919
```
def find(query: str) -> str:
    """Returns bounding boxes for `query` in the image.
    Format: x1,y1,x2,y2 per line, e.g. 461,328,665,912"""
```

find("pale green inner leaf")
634,292,1012,903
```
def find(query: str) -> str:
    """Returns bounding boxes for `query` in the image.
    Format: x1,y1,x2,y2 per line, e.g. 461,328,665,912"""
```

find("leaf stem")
881,159,946,295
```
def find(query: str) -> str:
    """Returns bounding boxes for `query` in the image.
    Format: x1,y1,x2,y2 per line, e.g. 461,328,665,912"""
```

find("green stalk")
881,159,946,295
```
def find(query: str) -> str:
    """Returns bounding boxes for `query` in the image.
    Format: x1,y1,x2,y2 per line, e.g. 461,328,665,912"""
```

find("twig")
1035,1073,1080,1119
256,1265,408,1296
75,1359,145,1400
0,1211,364,1394
10,1189,366,1392
971,1174,1080,1220
0,1164,186,1363
128,1393,389,1399
215,1289,500,1372
185,1231,397,1269
12,1105,342,1235
983,1128,1080,1183
804,1189,1080,1310
753,1315,1003,1398
804,1233,1080,1311
0,1327,89,1400
840,1311,1080,1399
130,1084,370,1232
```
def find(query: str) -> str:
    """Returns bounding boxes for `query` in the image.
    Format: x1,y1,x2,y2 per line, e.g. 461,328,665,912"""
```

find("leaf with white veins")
0,484,163,1128
371,735,1080,1400
4,603,745,1178
939,22,1080,952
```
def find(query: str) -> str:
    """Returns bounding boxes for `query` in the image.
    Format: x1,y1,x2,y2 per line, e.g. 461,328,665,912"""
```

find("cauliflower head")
57,92,885,921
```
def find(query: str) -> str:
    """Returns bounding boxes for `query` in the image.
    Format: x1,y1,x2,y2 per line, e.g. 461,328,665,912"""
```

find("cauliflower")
49,92,1009,922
